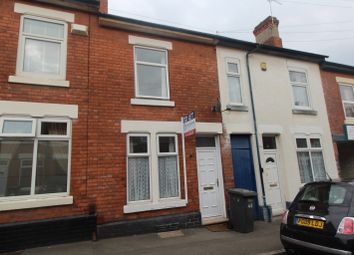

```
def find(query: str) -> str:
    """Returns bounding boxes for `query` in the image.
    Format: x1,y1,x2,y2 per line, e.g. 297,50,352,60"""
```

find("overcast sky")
109,0,354,66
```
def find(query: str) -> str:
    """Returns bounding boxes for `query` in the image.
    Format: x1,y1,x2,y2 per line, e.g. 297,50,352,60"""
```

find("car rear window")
299,183,351,206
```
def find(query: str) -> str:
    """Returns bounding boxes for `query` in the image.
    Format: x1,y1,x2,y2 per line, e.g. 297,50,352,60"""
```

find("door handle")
216,178,219,187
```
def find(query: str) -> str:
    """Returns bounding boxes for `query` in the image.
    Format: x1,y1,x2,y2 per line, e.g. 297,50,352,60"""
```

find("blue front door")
231,135,259,218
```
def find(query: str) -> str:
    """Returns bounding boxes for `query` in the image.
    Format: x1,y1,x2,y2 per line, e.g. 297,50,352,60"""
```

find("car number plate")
296,218,324,229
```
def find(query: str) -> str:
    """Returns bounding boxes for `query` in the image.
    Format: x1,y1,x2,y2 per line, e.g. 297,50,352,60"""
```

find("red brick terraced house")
89,3,234,238
0,0,101,252
0,0,234,251
320,62,354,179
2,0,351,253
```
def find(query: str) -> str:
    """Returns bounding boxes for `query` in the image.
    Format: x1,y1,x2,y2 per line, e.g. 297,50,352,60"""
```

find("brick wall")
320,70,348,135
0,0,92,224
87,18,226,223
320,69,354,176
0,0,234,226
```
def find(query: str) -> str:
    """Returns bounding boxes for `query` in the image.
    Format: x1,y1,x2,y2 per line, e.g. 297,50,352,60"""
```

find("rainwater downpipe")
246,45,269,220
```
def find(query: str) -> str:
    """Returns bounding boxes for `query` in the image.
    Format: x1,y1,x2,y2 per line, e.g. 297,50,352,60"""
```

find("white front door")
263,151,284,215
196,136,225,224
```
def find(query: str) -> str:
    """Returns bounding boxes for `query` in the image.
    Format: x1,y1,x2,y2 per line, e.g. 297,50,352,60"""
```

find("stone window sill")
292,109,318,116
9,75,70,88
344,119,354,125
0,196,73,211
130,98,175,107
124,199,187,214
226,104,248,112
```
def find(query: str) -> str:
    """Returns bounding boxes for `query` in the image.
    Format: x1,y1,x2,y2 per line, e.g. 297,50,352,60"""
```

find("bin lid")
228,188,257,197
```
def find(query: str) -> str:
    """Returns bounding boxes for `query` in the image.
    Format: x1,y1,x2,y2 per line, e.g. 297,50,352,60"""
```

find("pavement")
9,218,285,255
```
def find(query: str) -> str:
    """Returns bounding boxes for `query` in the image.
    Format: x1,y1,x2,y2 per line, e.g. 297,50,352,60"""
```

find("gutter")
246,45,268,218
320,61,354,75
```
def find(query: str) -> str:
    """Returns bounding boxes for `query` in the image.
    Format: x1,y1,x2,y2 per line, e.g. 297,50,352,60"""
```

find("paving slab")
8,219,284,255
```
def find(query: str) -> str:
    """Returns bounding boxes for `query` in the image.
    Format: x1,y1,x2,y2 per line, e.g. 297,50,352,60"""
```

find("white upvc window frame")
295,135,327,183
0,117,72,202
226,58,243,106
124,132,185,213
37,118,71,139
126,133,152,204
339,83,354,120
157,134,181,200
289,68,312,110
133,46,170,100
16,15,68,81
0,117,36,137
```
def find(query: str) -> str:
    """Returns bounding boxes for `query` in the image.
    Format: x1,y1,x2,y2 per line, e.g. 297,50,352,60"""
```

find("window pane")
297,151,313,183
296,138,307,148
159,156,179,198
159,137,176,153
310,138,321,148
292,85,309,107
344,103,354,118
129,136,148,154
23,38,61,75
289,71,307,83
23,18,64,39
262,136,277,150
128,157,150,201
41,122,67,136
2,120,33,134
329,185,347,205
196,137,215,147
299,184,349,206
35,141,68,194
0,140,34,197
311,151,327,181
135,48,166,64
137,64,167,97
227,62,239,73
340,86,354,102
228,76,242,104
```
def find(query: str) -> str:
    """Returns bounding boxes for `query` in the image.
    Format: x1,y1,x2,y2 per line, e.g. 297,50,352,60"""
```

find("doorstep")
202,216,228,225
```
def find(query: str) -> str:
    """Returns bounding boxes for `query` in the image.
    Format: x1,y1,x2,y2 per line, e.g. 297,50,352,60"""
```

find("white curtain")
158,156,179,198
128,157,150,201
297,152,313,183
311,151,327,181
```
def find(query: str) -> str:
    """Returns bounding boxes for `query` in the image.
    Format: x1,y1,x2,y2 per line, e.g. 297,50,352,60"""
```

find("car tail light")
337,217,354,235
281,210,289,225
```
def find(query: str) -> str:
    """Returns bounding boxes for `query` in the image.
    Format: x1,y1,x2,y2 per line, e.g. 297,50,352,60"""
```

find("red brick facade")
86,15,229,224
320,68,354,178
321,70,348,136
0,0,234,226
0,0,92,224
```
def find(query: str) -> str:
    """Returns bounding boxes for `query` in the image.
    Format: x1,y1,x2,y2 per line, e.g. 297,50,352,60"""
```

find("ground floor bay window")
125,133,183,213
295,136,327,183
0,117,71,199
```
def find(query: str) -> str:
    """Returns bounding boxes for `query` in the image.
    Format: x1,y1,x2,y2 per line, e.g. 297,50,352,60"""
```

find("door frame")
196,135,227,225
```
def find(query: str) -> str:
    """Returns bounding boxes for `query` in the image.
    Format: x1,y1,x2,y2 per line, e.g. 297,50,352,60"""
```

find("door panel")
196,148,223,219
231,135,259,218
264,152,284,214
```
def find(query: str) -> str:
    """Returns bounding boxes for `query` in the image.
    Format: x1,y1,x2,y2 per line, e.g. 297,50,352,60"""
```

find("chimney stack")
253,16,283,47
99,0,108,13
